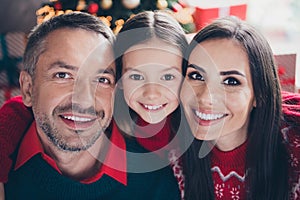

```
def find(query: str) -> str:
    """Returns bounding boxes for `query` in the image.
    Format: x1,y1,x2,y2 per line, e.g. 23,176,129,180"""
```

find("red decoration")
278,66,286,75
54,2,62,10
88,2,99,14
171,2,183,12
193,4,247,30
178,0,187,8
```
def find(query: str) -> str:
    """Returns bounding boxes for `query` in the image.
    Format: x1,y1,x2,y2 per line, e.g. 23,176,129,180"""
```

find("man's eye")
98,77,111,84
223,77,240,86
161,74,175,81
188,71,204,81
129,74,144,80
55,72,71,79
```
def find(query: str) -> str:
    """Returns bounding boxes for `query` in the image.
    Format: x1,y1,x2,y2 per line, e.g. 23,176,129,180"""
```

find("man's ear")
117,81,123,90
253,98,256,108
19,71,33,107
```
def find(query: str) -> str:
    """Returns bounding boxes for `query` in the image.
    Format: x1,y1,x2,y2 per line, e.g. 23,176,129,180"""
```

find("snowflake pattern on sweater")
209,126,300,200
282,126,300,200
210,141,247,200
169,149,185,200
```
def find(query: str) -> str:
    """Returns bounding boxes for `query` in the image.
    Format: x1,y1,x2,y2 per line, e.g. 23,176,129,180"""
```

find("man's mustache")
53,104,105,119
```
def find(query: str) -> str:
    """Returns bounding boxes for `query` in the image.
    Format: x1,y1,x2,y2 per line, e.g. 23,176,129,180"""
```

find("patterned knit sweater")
209,91,300,200
5,136,181,200
170,91,300,200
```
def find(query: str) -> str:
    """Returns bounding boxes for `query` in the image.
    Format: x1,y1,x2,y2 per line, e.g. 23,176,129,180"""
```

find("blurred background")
0,0,299,105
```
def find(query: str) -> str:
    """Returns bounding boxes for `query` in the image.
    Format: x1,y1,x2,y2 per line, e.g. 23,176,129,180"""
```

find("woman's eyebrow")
188,64,206,74
220,70,245,77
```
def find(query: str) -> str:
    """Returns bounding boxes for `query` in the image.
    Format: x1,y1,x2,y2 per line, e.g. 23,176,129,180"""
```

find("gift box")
192,0,247,30
274,54,297,93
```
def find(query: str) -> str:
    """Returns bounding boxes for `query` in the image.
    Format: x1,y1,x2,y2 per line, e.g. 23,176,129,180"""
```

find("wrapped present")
192,0,247,30
274,54,297,93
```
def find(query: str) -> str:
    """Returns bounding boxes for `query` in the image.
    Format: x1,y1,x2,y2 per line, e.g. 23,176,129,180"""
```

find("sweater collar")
211,140,247,169
15,120,127,185
134,115,174,153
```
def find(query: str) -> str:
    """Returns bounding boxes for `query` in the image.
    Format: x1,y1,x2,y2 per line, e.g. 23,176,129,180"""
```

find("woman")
180,16,299,200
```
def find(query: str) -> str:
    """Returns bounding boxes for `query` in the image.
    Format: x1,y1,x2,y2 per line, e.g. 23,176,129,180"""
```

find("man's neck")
40,133,106,181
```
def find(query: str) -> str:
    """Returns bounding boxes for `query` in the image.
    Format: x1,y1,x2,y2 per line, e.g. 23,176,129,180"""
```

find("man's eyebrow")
48,61,77,71
220,70,245,77
188,64,206,74
98,68,115,76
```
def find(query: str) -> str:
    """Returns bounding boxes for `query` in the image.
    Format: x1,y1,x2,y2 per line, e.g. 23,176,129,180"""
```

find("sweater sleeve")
0,96,33,183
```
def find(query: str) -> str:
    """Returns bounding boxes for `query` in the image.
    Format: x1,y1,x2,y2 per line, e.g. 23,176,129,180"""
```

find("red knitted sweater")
210,91,300,200
0,96,33,182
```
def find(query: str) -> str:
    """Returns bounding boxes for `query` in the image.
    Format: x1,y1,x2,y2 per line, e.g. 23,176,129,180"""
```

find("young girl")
0,10,188,198
113,10,190,154
180,16,300,200
111,10,189,197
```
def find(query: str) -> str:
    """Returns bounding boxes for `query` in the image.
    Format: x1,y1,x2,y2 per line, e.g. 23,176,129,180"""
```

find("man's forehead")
42,28,115,71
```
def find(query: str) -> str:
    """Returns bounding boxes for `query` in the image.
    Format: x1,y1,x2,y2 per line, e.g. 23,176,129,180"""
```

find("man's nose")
72,79,95,108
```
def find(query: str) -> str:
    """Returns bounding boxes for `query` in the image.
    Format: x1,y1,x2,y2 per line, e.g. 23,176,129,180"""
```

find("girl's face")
180,38,256,151
121,38,182,124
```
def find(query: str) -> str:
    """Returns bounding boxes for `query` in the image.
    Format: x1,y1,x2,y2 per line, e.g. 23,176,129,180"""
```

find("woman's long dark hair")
182,16,289,200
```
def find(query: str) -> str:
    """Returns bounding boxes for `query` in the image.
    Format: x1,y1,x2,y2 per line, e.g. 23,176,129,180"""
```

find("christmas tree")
36,0,195,33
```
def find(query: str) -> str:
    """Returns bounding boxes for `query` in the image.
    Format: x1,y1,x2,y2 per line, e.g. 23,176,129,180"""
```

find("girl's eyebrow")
123,67,141,73
161,66,180,72
124,66,179,73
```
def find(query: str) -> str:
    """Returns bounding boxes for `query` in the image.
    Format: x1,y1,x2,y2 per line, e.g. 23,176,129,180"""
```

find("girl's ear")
19,71,33,107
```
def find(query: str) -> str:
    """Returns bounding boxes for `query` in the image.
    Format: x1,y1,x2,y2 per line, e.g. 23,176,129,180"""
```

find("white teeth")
144,104,163,110
62,115,93,122
195,110,225,121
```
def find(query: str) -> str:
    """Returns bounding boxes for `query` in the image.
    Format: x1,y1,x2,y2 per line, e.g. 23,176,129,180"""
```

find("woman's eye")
55,72,71,79
188,71,204,81
129,74,144,80
161,74,175,81
223,77,240,86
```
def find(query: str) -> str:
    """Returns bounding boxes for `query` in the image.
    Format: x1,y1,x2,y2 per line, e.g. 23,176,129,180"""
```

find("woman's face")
180,38,256,150
121,38,182,124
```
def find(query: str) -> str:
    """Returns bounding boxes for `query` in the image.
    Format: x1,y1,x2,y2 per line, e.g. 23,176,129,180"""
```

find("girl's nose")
142,84,162,100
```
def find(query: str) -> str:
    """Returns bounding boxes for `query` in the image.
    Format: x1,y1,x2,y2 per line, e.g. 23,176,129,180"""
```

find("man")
3,12,180,199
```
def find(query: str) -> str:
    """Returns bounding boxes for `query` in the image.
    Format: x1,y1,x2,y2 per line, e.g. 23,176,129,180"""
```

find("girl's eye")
129,74,144,80
188,71,204,81
161,74,175,81
55,72,71,79
223,77,240,86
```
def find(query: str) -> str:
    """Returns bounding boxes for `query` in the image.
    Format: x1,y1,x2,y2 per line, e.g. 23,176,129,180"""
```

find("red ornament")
54,2,62,10
88,3,99,14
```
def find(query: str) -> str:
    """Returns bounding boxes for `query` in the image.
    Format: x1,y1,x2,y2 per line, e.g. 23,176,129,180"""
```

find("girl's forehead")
125,37,182,56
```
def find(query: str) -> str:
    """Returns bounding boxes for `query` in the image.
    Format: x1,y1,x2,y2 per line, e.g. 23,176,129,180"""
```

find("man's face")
22,28,116,152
